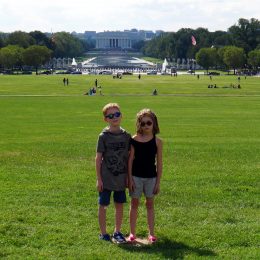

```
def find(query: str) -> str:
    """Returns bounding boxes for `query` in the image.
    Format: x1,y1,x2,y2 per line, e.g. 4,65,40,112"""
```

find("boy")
95,103,131,243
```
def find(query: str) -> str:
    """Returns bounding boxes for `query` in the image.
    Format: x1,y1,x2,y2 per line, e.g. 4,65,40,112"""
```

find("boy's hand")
153,182,160,195
96,179,103,192
128,178,135,192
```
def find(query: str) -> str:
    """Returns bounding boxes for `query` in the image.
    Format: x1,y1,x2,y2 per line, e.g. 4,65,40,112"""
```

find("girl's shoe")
127,233,136,242
148,235,157,243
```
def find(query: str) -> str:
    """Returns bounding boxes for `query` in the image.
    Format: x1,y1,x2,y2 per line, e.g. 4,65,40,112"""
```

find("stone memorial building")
95,29,162,49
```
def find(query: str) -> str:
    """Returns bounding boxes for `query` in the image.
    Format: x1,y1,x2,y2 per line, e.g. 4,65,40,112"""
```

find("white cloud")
0,0,259,33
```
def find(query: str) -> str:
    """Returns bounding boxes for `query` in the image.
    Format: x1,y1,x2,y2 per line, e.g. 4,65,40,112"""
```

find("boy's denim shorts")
99,189,126,206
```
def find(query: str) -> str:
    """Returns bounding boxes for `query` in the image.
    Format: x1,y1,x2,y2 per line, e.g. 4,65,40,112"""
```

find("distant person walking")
63,78,66,86
138,74,141,80
66,78,69,86
95,79,98,87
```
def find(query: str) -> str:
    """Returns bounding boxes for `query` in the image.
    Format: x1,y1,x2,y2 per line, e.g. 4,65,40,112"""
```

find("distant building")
70,29,164,50
95,29,163,49
84,31,96,40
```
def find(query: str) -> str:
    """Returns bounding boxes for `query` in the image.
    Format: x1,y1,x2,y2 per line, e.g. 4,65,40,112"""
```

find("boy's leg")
113,190,126,232
98,190,111,235
146,197,155,236
130,198,139,236
99,205,107,235
114,202,123,232
111,191,128,243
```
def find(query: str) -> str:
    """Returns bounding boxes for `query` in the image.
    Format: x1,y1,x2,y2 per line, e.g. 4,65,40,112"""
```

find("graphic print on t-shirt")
106,142,127,176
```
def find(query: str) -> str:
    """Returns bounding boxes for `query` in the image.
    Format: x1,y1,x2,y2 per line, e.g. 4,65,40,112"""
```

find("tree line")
0,31,89,73
142,18,260,72
0,18,259,73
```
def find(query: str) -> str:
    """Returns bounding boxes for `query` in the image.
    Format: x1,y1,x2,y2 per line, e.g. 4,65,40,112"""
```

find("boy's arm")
95,152,103,192
128,145,135,191
154,138,163,194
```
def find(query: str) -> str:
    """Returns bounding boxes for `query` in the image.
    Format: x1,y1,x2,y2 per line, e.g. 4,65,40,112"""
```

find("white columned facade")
95,31,137,49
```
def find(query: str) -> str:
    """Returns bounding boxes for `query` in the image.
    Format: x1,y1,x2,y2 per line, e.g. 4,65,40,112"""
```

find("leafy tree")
228,18,260,53
247,49,260,70
29,31,52,49
52,32,84,58
132,40,145,51
80,39,94,52
222,46,245,74
0,45,24,69
196,48,218,73
211,31,233,47
175,28,195,59
216,47,226,70
0,34,5,48
23,45,52,74
6,31,35,48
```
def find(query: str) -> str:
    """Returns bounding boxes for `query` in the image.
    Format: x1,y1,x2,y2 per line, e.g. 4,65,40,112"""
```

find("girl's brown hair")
136,108,160,135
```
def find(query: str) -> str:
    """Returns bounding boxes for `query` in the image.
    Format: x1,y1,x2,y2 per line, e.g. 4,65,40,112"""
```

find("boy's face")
104,107,122,127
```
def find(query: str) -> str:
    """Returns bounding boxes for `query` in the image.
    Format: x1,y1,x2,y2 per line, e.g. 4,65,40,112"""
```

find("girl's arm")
128,145,135,191
154,137,163,194
95,152,103,192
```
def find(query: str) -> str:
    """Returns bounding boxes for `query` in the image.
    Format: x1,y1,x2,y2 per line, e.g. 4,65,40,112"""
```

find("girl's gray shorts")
130,176,157,198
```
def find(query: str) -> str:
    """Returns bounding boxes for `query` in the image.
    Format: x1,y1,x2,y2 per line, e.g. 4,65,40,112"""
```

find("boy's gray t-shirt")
97,127,131,191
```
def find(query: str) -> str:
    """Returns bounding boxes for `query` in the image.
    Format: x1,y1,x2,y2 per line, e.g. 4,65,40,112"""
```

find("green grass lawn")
0,75,259,259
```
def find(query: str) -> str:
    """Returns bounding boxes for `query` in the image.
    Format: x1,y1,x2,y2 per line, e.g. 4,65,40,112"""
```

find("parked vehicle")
39,70,52,75
147,70,157,75
70,71,82,74
99,70,112,75
122,71,133,75
208,72,220,75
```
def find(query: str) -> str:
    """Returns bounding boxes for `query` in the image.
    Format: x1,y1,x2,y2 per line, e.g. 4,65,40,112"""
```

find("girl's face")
140,116,153,134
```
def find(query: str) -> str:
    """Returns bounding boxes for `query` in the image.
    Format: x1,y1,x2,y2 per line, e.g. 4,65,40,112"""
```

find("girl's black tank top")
131,136,157,178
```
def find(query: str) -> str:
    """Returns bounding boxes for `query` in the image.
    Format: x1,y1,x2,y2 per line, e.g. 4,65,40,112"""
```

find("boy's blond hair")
102,103,120,116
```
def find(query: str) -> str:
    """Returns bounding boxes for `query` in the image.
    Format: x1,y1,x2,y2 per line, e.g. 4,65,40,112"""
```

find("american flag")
191,35,196,46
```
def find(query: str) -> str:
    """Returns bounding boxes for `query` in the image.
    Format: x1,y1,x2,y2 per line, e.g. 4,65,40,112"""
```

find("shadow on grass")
119,237,217,259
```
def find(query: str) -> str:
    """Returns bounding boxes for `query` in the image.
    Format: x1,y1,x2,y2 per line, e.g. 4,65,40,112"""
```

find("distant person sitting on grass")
128,108,163,244
153,89,158,95
95,103,131,243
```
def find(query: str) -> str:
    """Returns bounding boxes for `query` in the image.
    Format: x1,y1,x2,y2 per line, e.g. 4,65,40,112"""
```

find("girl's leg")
114,202,123,232
98,205,107,234
146,197,155,236
130,198,139,236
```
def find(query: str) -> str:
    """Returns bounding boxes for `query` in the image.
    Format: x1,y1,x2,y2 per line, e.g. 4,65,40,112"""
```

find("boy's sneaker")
99,233,111,242
112,231,127,244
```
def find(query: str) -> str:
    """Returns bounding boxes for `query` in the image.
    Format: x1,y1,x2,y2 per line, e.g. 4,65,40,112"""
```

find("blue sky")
0,0,259,33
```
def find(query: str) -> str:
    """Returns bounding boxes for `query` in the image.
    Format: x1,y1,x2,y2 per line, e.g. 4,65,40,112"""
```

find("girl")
128,108,163,243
